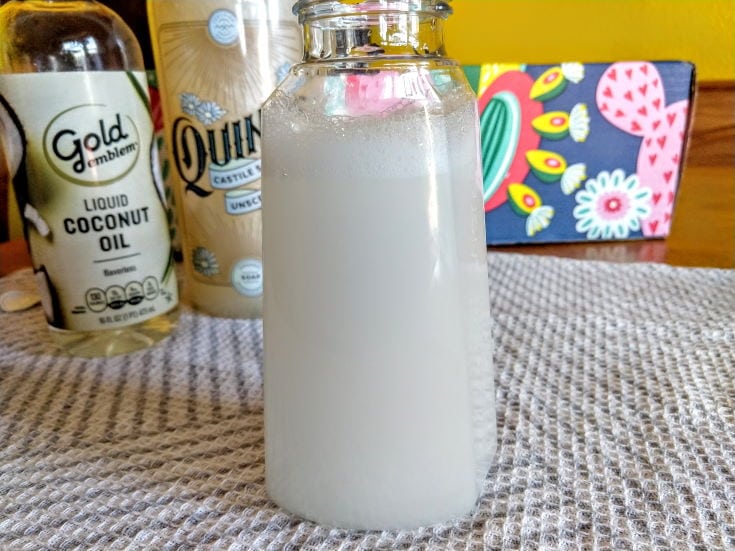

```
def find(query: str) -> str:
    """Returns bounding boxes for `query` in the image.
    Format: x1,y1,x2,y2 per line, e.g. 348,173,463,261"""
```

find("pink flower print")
595,191,631,221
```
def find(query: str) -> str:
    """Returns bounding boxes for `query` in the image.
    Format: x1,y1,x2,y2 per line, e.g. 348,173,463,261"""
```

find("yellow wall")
447,0,735,81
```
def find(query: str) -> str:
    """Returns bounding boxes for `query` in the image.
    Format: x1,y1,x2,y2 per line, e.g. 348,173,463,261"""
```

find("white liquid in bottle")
262,91,496,529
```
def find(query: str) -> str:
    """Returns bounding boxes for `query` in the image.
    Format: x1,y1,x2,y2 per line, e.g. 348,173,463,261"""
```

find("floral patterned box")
463,61,695,244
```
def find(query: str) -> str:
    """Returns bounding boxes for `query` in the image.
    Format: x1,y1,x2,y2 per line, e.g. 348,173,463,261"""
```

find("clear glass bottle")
261,0,496,530
147,0,301,319
0,0,179,357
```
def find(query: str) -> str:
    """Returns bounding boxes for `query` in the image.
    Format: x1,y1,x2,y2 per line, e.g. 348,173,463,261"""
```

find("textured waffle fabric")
1,254,734,550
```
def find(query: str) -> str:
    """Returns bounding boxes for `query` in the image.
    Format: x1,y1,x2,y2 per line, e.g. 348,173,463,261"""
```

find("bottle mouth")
293,0,453,21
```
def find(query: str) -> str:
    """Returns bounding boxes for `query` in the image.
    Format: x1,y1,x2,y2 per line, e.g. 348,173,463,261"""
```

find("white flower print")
573,169,652,240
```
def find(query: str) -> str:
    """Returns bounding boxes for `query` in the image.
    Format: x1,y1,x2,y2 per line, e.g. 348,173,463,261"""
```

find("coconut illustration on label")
0,96,43,238
0,96,23,177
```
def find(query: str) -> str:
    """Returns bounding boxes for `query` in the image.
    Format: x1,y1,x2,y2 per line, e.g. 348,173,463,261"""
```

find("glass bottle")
261,0,496,530
0,0,179,357
147,0,301,318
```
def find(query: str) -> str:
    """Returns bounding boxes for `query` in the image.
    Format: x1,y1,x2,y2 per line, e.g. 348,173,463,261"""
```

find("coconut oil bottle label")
0,71,178,331
149,0,300,316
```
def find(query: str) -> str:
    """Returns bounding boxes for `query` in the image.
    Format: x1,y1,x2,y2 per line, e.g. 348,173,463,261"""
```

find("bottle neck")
295,0,452,62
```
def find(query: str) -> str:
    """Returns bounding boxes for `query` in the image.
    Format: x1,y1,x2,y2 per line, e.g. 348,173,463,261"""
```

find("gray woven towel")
1,253,734,550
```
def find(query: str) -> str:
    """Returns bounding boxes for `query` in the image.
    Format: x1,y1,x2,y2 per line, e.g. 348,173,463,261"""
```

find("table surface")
1,165,733,276
2,246,733,549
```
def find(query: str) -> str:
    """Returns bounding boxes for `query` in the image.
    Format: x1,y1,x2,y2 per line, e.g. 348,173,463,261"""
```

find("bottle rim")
293,0,453,20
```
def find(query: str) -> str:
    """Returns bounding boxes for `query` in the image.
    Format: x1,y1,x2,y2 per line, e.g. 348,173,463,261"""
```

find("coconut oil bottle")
147,0,301,318
0,0,179,357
